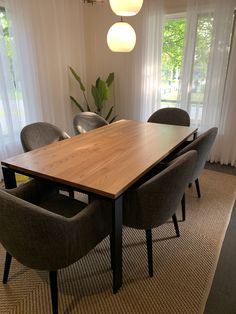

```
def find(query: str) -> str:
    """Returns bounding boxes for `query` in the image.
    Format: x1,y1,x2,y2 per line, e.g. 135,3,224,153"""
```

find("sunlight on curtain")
180,0,235,165
210,13,236,166
135,0,236,165
5,0,86,135
179,0,235,132
0,8,24,169
131,0,164,121
0,0,86,178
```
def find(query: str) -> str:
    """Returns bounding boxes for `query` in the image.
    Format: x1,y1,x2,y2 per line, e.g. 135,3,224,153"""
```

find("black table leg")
2,167,17,189
110,196,123,294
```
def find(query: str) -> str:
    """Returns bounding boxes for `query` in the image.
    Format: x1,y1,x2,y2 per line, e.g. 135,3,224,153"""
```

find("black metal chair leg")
3,252,12,284
49,271,58,314
145,229,153,278
172,214,180,237
181,193,186,221
195,178,201,198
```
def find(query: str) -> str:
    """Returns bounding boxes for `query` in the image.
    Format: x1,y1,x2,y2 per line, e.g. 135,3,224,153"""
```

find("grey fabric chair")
73,112,108,135
0,180,112,314
175,127,218,220
148,108,190,126
123,150,197,278
148,108,194,159
148,108,195,220
20,122,73,197
20,122,70,152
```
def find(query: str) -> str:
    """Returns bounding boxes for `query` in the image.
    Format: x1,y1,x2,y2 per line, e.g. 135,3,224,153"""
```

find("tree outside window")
161,14,214,122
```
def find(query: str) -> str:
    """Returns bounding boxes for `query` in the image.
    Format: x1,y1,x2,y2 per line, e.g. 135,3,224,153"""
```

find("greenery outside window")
0,6,25,136
161,13,214,122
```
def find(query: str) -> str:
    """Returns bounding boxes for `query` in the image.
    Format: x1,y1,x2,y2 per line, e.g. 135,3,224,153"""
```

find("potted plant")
69,67,116,123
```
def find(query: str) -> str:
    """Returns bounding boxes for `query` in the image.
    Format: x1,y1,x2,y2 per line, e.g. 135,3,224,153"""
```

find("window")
0,6,25,137
188,13,214,122
161,16,186,108
161,13,215,123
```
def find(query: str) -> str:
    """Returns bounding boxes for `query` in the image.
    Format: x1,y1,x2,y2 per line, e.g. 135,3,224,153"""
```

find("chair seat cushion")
40,194,87,218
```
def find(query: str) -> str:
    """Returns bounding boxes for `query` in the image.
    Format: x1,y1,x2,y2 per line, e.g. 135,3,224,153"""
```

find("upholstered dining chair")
148,108,190,127
0,179,112,314
148,107,195,157
20,122,73,197
20,122,70,152
175,127,218,220
123,150,197,278
73,112,108,135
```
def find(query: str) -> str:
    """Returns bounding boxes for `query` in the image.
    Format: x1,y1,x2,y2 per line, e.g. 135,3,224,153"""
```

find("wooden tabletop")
1,120,197,199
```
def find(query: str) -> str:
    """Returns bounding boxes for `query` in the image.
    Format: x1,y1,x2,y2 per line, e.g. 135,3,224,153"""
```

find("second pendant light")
107,0,143,52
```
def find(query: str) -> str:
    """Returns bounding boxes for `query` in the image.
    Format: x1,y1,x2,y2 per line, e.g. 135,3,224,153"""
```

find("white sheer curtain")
179,0,236,165
131,0,164,121
179,0,235,130
5,0,86,133
210,14,236,166
133,0,236,165
0,0,86,178
0,9,23,162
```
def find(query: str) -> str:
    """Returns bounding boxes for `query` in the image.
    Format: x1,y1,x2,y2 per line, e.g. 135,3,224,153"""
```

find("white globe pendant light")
107,22,136,52
109,0,143,16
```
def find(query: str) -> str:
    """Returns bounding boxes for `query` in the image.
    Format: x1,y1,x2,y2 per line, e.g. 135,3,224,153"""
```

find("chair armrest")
67,199,112,261
5,179,58,205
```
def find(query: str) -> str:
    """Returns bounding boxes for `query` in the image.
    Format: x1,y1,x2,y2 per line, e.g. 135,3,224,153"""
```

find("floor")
204,162,236,314
205,161,236,176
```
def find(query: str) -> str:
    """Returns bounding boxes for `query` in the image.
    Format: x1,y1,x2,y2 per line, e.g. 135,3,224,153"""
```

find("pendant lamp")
107,22,136,52
109,0,143,16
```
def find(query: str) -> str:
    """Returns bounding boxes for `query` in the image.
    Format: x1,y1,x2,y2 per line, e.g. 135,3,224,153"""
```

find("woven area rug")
0,170,236,314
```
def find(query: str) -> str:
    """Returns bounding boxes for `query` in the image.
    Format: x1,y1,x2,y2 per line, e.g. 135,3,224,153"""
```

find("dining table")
1,119,197,293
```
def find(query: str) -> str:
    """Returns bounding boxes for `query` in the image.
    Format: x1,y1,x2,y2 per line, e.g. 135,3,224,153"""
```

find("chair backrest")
176,127,218,181
148,108,190,126
123,150,197,230
20,122,70,152
73,112,108,135
0,188,111,270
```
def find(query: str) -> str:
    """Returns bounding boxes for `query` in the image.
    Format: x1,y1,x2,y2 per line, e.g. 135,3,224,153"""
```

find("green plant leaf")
91,85,102,111
86,104,91,111
70,96,84,112
98,80,109,101
106,72,114,87
69,68,115,120
95,77,101,88
69,66,86,92
105,106,113,121
109,115,117,123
